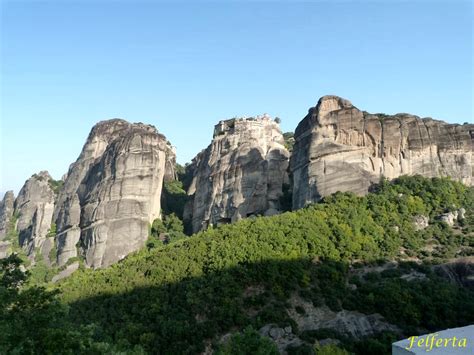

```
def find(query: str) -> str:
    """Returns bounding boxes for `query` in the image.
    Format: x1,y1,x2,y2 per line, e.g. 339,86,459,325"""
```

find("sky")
1,0,472,195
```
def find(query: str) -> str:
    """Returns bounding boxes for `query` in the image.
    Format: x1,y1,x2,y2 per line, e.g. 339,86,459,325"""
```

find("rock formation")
184,116,290,233
0,190,15,240
53,119,176,268
287,295,399,338
434,257,474,290
291,95,474,209
0,191,15,258
3,96,472,269
14,171,55,259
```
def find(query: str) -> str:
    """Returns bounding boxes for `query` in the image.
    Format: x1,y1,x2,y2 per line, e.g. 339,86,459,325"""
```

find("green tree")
0,254,67,353
150,213,186,246
216,326,279,355
315,343,350,355
0,254,145,354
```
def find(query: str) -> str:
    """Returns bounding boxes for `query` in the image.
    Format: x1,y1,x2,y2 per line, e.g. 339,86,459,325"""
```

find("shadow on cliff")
62,257,474,354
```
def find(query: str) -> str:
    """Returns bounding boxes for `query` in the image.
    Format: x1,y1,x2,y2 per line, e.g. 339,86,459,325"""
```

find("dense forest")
1,176,473,354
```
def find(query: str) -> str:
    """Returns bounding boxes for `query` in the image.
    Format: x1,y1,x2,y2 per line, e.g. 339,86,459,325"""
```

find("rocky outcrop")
0,191,15,240
14,171,55,258
291,95,474,208
255,294,399,353
0,191,15,259
288,295,399,338
52,262,80,283
413,215,429,231
434,257,474,290
259,324,302,352
184,116,290,233
0,242,10,259
438,208,466,226
53,119,175,268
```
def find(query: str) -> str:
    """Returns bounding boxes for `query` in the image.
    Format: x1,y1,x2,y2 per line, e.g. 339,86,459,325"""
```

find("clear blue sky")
1,0,472,195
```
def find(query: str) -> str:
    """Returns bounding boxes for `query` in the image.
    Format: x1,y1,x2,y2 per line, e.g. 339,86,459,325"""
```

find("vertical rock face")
0,191,15,240
0,191,15,259
53,119,175,268
184,116,290,233
291,95,474,209
14,171,55,257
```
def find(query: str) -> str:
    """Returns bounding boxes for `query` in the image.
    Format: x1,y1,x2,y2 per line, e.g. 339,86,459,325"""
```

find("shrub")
216,326,279,355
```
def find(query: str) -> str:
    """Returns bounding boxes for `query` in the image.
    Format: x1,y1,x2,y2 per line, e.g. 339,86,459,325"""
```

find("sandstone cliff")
291,95,474,209
0,191,15,258
0,190,15,240
53,119,176,268
14,171,55,259
184,116,290,233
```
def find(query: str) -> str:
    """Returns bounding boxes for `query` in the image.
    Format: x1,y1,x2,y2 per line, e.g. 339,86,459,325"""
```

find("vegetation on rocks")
47,178,64,195
283,132,295,152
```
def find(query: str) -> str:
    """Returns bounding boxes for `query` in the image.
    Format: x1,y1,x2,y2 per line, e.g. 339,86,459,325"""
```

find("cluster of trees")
0,254,147,354
367,175,473,259
216,327,279,354
161,180,188,220
1,175,472,354
160,163,194,234
148,213,187,248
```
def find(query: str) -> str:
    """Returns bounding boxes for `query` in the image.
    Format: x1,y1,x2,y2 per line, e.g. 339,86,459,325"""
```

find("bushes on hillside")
216,326,279,355
6,175,473,354
148,213,187,248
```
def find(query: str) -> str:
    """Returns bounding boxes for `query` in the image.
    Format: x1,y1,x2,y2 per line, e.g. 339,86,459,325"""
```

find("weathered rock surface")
259,324,302,353
434,257,474,290
288,295,399,339
439,210,460,226
255,293,399,353
52,262,80,283
0,241,10,259
413,215,429,231
53,119,175,268
291,95,474,209
184,116,290,233
14,171,55,258
0,191,15,240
